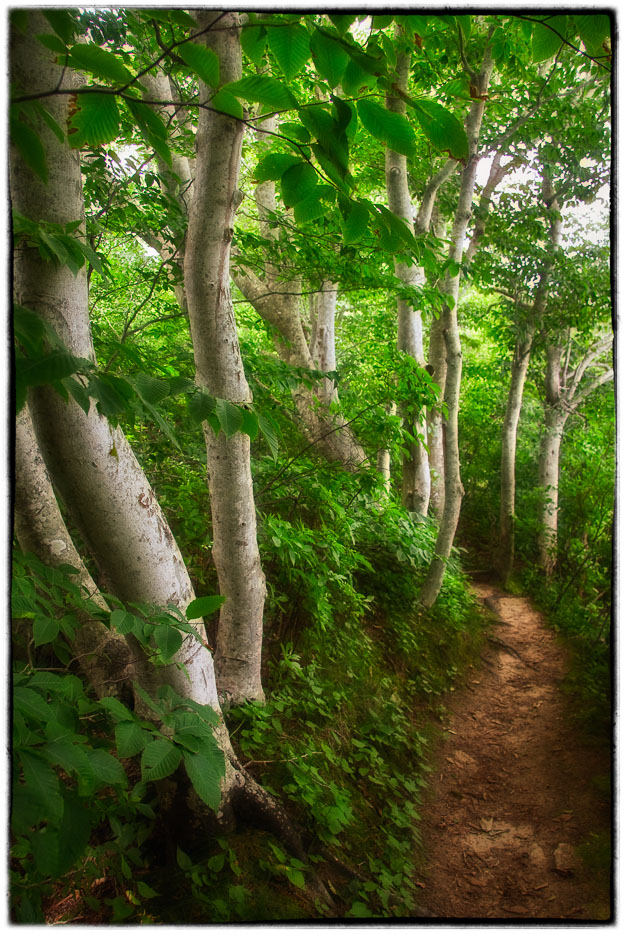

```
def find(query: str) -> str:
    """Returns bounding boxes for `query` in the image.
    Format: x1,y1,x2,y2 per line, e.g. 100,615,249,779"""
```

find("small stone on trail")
554,843,577,875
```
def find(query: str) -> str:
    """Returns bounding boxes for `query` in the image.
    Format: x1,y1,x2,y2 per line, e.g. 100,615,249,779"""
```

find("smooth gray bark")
419,48,494,608
184,11,266,705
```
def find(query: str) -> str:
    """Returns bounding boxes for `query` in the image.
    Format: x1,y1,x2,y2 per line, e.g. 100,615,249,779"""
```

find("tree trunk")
419,50,494,608
426,208,450,518
14,406,132,698
498,326,535,583
11,11,219,712
538,406,567,576
385,44,430,516
184,11,266,706
309,282,339,406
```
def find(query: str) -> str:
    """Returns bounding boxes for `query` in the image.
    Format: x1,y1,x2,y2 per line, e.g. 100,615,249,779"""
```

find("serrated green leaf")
168,375,195,395
183,746,225,811
225,75,298,111
358,99,416,159
280,160,318,208
68,44,133,85
43,9,75,44
41,740,95,795
31,828,61,878
254,152,300,182
37,33,68,54
574,14,610,54
341,58,377,97
109,608,138,634
86,748,128,787
178,42,220,88
210,89,244,120
215,397,244,438
141,738,182,782
342,200,370,245
240,407,259,440
267,23,310,81
126,98,167,141
258,412,279,460
154,624,183,660
68,92,120,148
310,28,349,88
56,797,92,875
328,15,357,36
29,672,65,693
136,881,159,899
33,616,59,646
186,594,225,620
88,373,132,418
19,749,64,820
115,721,152,758
15,687,54,722
134,372,170,405
532,19,565,63
10,117,48,183
409,98,468,162
293,193,327,223
98,695,136,722
188,388,217,424
66,376,91,415
240,24,268,66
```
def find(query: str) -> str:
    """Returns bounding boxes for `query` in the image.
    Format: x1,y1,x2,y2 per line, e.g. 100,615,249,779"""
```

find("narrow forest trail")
417,582,612,921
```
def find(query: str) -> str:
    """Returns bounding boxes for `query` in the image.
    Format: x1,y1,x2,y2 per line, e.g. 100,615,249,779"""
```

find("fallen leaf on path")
480,817,494,832
554,843,577,875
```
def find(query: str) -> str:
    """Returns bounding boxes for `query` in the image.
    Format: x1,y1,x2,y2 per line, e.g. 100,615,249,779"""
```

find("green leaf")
310,28,349,88
210,89,244,120
293,193,327,223
240,407,259,440
178,42,220,88
341,58,377,97
358,99,416,159
225,75,298,111
30,828,61,878
574,14,610,54
168,375,195,395
19,749,64,821
215,397,243,438
43,9,75,44
328,15,357,36
98,695,136,722
68,44,134,85
126,98,167,140
267,23,310,81
409,99,469,162
88,373,132,418
240,24,268,66
86,748,128,787
280,161,318,207
258,412,279,460
342,200,370,245
254,152,300,182
154,624,183,660
134,372,170,405
285,866,306,889
186,595,225,620
183,745,225,811
115,721,152,758
41,740,95,795
33,616,59,646
15,687,54,723
110,608,140,635
141,738,182,782
136,881,159,899
56,797,92,875
532,19,565,63
68,92,120,148
10,117,48,183
187,388,216,424
177,846,193,871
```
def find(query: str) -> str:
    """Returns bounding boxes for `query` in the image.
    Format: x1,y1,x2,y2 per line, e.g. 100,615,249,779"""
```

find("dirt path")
417,582,612,921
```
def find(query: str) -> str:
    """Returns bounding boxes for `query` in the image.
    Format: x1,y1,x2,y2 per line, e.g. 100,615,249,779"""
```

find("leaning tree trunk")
385,44,430,515
419,49,494,609
537,406,567,576
14,405,132,698
184,11,266,706
10,11,220,712
498,325,535,584
426,207,451,518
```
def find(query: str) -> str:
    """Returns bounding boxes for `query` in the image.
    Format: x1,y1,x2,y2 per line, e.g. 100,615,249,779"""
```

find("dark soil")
417,582,612,921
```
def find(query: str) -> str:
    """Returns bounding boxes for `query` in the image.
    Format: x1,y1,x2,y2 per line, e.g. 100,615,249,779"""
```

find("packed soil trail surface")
418,582,611,921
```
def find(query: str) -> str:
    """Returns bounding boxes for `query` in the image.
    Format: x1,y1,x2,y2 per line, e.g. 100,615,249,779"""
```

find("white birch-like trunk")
498,327,534,583
538,408,567,576
309,283,339,406
385,46,430,515
419,51,494,608
15,406,132,698
184,11,265,706
11,12,219,712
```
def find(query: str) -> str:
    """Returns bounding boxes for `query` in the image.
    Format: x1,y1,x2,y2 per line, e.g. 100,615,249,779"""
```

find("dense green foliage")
11,8,612,923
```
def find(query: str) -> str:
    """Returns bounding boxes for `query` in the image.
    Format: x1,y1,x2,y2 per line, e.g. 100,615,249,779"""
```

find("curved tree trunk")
498,326,535,583
537,408,566,576
15,405,132,698
385,44,430,515
184,11,266,706
419,49,494,608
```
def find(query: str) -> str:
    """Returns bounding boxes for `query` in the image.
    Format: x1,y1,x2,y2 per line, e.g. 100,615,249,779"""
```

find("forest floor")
417,581,612,922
